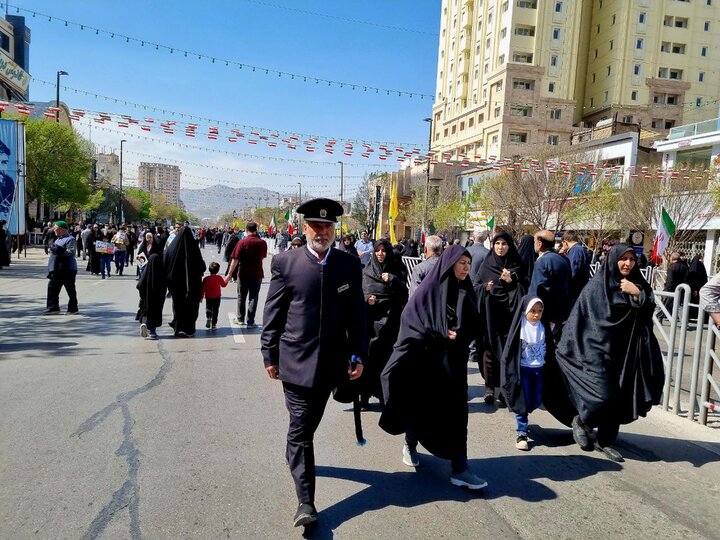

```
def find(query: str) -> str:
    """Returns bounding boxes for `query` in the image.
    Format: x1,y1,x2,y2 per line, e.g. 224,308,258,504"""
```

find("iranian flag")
268,216,276,235
651,207,676,264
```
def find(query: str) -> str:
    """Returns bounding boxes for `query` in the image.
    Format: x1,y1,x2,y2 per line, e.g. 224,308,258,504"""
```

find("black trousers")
283,382,331,504
47,270,78,312
205,297,221,325
238,277,262,324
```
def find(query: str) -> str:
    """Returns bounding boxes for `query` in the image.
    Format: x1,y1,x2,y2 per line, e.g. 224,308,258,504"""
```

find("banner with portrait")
0,118,25,235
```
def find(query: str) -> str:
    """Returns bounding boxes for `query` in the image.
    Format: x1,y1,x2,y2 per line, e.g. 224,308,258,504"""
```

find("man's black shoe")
572,415,593,450
43,309,61,315
293,503,318,527
595,442,624,462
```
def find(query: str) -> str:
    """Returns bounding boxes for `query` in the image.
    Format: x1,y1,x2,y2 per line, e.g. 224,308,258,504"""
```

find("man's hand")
266,365,279,380
348,361,363,380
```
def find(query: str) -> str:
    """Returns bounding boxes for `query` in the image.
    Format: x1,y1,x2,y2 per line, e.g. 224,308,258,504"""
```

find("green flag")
487,216,495,231
284,209,290,221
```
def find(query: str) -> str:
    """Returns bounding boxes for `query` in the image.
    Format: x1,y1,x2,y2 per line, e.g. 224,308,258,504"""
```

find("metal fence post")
687,311,707,422
671,284,692,414
698,323,719,426
661,288,681,411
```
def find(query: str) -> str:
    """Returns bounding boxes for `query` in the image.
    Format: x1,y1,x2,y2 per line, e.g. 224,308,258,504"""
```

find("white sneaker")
140,323,148,338
402,444,419,467
450,469,488,490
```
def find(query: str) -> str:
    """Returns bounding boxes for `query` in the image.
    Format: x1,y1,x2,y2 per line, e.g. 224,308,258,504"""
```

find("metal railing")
667,117,720,140
401,256,422,289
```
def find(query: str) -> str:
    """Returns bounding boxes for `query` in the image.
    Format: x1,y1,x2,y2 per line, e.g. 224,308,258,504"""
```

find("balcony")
668,117,720,140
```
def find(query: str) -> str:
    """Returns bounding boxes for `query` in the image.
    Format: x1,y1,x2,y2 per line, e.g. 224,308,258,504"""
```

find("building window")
592,73,596,83
622,115,633,123
636,38,644,49
699,72,705,82
553,28,560,39
669,69,683,80
701,46,708,56
550,109,562,119
609,39,614,50
596,24,601,34
696,97,703,107
513,79,535,90
704,21,710,31
516,1,537,8
510,105,533,117
604,90,609,101
501,27,507,38
611,14,616,25
639,12,646,23
607,66,611,76
498,54,505,64
594,48,598,58
496,81,503,91
494,107,501,118
468,117,474,127
478,113,485,122
590,97,594,107
550,55,559,66
514,26,536,36
631,90,638,100
451,125,457,135
509,132,528,143
513,52,534,63
502,1,509,12
665,120,675,129
548,82,555,92
667,94,678,104
555,2,562,13
633,64,641,75
547,135,559,145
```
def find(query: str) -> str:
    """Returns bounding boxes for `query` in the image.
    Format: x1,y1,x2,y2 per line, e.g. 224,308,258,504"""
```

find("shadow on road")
308,453,620,537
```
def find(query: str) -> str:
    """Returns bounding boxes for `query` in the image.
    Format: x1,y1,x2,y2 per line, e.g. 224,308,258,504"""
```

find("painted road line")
228,312,246,343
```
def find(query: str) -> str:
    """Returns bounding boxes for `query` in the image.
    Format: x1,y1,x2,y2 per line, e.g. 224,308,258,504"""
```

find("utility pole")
338,161,344,234
56,70,68,123
422,117,433,239
119,139,127,224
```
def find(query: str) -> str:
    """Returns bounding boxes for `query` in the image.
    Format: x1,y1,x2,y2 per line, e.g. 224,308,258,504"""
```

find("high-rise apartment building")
432,0,718,161
95,153,120,188
138,162,181,207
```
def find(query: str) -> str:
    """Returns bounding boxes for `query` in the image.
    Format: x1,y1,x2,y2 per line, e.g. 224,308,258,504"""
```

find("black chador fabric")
361,240,408,401
339,239,358,257
687,255,708,295
556,244,664,427
138,236,162,258
0,225,10,267
500,295,576,425
86,230,101,274
136,254,167,329
516,234,536,288
474,232,526,386
380,245,479,460
164,226,206,335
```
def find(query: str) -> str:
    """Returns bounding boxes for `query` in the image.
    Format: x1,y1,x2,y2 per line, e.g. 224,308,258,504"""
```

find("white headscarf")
520,297,545,344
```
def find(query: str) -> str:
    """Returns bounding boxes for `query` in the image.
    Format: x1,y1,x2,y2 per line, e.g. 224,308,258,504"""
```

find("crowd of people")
35,201,718,530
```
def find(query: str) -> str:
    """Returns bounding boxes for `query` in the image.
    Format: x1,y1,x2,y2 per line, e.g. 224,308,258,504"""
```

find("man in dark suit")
529,230,571,334
467,230,490,283
261,198,367,528
562,230,590,310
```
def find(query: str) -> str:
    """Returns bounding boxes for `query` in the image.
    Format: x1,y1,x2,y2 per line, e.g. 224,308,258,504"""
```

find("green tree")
25,119,93,210
123,188,152,223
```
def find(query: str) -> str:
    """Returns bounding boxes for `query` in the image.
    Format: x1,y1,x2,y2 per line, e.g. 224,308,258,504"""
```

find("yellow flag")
388,179,399,244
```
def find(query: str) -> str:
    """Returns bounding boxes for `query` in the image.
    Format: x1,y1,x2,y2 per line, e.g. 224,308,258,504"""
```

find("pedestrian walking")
165,225,206,338
408,235,442,297
99,233,113,279
225,222,267,327
380,245,487,490
202,262,227,329
80,224,92,261
0,219,9,269
355,230,374,267
528,230,571,333
556,244,664,462
44,221,79,315
136,253,166,340
111,225,129,275
260,198,366,528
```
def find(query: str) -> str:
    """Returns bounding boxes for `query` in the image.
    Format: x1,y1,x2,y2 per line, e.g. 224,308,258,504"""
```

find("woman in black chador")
380,245,487,491
474,231,525,405
361,239,408,408
86,226,101,275
516,234,536,289
164,226,206,337
687,255,708,319
135,254,167,340
556,244,664,462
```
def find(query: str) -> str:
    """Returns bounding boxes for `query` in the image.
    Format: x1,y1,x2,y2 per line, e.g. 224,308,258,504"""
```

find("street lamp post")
119,139,127,224
297,182,302,231
55,70,68,123
338,161,344,234
422,117,433,239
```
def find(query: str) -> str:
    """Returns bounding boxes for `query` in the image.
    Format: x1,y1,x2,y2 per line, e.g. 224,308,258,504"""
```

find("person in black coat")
528,230,571,333
0,219,10,269
361,239,408,408
686,255,708,319
516,234,536,289
164,226,206,337
260,198,366,528
658,251,688,322
474,231,526,406
135,254,166,340
380,245,487,490
556,244,664,462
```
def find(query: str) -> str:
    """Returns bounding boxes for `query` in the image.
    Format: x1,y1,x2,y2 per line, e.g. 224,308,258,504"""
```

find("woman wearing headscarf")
402,238,419,258
380,245,487,491
556,244,664,462
135,254,167,340
339,234,359,257
361,239,408,408
687,255,709,319
86,225,101,275
474,231,526,405
516,234,536,288
136,231,162,277
164,225,207,337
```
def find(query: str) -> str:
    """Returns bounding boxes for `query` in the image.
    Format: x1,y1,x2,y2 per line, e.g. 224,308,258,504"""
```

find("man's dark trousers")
47,270,78,312
238,277,262,324
283,382,331,504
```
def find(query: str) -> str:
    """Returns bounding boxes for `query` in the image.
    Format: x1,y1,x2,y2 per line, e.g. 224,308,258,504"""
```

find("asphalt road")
1,244,719,539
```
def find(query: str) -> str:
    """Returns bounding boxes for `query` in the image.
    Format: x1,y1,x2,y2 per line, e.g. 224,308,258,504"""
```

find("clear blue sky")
14,0,441,201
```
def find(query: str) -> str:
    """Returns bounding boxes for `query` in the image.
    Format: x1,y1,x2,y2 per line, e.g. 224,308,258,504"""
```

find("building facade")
95,153,120,188
138,162,181,207
0,15,30,101
433,0,719,161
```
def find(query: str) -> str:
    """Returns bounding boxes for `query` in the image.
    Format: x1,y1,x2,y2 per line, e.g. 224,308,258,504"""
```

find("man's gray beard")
311,238,331,252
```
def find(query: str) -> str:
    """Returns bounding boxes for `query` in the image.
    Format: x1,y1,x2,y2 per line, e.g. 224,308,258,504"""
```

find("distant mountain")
180,185,284,220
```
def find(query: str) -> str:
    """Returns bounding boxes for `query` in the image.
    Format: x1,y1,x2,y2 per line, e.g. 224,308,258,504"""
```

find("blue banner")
0,118,21,232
